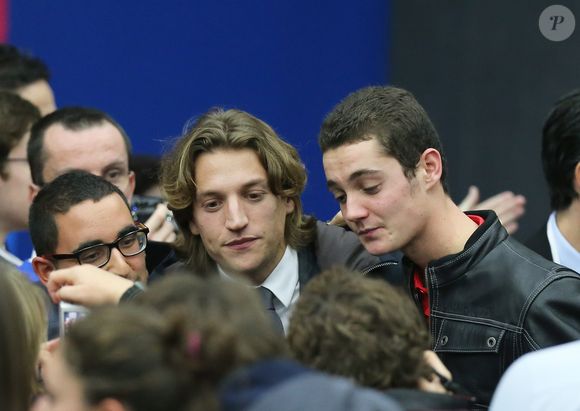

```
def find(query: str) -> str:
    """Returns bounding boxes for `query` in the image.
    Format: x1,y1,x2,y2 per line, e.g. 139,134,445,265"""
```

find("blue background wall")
10,0,389,222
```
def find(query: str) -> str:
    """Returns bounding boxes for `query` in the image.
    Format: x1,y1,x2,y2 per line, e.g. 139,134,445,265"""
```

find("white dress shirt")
0,245,23,266
546,211,580,273
218,246,300,334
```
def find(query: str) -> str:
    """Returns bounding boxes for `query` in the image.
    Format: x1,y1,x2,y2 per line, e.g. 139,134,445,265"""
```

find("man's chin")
361,239,394,256
225,263,268,284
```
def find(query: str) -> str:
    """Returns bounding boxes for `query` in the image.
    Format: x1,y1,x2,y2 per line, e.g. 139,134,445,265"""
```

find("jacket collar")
297,245,321,290
403,210,508,286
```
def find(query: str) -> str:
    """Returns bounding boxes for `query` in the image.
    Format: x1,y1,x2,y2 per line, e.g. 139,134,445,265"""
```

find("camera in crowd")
131,195,164,223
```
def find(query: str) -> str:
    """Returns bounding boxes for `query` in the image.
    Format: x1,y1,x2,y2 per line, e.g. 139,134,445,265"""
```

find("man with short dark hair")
319,86,580,406
526,90,580,273
0,44,56,116
30,171,149,337
0,92,40,271
28,106,176,243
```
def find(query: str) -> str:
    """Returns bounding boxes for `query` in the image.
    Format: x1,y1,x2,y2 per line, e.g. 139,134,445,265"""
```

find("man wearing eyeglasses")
0,92,41,273
30,171,148,338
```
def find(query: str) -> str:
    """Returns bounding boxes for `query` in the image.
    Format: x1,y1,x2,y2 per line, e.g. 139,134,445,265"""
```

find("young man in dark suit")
526,90,580,273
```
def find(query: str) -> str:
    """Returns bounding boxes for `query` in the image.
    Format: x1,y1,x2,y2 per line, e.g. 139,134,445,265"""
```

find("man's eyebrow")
73,239,104,253
117,224,139,237
102,161,128,172
196,178,269,198
326,169,381,189
56,167,86,178
73,224,137,253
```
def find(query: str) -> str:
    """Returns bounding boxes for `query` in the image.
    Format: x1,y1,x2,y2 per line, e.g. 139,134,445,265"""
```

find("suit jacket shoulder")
310,221,403,285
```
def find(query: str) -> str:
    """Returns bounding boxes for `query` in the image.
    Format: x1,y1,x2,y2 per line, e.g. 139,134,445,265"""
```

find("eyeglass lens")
77,231,147,267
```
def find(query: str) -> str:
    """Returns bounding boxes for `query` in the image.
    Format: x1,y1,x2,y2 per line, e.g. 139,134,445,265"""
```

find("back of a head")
138,273,287,369
28,106,133,186
0,44,50,91
0,262,47,411
64,276,285,411
0,91,40,179
161,108,314,271
288,266,430,391
29,170,129,256
542,89,580,211
63,304,199,411
319,86,449,193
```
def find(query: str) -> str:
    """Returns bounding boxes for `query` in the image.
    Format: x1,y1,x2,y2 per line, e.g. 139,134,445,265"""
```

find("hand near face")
417,350,453,394
328,210,346,227
144,203,177,243
458,186,526,234
47,266,134,306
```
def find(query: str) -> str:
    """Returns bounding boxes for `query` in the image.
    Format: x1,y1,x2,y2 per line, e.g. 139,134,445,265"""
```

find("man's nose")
343,194,369,222
103,247,133,279
224,197,249,231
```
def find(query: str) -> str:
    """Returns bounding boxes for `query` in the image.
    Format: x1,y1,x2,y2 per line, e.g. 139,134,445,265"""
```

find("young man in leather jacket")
319,86,580,407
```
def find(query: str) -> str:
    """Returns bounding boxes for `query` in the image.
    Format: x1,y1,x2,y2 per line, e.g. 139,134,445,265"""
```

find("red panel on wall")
0,0,7,41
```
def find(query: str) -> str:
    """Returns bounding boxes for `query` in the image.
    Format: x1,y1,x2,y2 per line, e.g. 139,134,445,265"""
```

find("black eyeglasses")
47,223,149,268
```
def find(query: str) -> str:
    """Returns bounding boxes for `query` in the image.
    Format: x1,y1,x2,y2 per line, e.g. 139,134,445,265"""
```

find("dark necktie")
258,286,284,335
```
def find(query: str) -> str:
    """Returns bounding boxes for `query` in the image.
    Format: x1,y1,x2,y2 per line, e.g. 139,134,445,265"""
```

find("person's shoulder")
490,341,580,410
313,220,374,268
503,236,576,277
312,220,403,285
315,220,357,243
521,340,580,364
523,220,552,260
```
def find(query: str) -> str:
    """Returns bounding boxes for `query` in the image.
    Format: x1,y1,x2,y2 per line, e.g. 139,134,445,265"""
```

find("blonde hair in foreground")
0,262,47,411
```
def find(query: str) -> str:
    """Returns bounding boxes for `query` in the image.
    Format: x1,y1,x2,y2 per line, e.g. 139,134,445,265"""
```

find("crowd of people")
0,44,578,411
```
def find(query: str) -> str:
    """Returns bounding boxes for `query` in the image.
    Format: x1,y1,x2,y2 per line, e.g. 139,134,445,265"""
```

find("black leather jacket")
403,210,580,407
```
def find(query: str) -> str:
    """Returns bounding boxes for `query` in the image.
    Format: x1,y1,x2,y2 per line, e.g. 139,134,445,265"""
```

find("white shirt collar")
259,246,298,308
217,246,299,308
547,211,580,273
0,246,23,266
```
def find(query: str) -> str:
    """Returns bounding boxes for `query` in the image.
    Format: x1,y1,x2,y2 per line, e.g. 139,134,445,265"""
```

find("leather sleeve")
522,271,580,350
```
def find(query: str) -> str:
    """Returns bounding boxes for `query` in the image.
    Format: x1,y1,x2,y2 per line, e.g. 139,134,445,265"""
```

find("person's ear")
418,148,443,190
29,183,40,203
284,197,295,215
574,162,580,194
32,256,55,285
125,170,136,203
189,219,200,235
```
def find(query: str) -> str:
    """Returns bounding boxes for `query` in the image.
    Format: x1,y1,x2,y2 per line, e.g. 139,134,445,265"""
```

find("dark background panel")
390,0,580,239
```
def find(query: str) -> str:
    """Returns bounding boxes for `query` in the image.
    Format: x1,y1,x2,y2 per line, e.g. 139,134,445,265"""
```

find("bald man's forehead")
42,122,130,182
